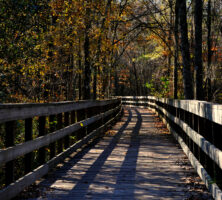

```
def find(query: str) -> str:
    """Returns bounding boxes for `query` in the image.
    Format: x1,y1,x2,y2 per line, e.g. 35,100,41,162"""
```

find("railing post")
198,118,207,169
57,113,63,153
192,114,198,158
25,118,33,173
5,121,15,185
70,111,76,144
64,112,70,149
49,115,56,159
71,111,75,124
76,109,86,140
212,122,222,183
38,116,46,164
205,120,214,179
87,106,98,133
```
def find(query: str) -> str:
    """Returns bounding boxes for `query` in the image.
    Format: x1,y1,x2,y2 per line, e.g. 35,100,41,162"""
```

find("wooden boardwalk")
25,107,212,200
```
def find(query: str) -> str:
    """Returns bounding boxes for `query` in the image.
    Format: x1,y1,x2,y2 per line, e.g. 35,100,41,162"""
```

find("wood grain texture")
0,107,122,200
27,107,212,200
0,99,120,123
121,96,222,125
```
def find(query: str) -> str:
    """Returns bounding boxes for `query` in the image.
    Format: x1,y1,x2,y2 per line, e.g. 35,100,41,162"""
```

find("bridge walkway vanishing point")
24,107,212,200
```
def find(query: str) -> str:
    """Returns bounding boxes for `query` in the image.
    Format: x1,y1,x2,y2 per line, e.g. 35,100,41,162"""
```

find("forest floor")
15,107,213,200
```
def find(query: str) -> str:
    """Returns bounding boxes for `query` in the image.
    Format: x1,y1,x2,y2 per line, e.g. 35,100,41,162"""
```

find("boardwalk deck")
24,107,212,200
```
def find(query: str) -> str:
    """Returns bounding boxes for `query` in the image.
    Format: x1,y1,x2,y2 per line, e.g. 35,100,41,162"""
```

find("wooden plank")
124,99,222,172
49,115,56,159
25,118,33,173
0,106,122,200
76,109,87,140
120,96,222,125
0,105,121,166
64,112,70,149
154,103,222,171
166,120,222,200
0,99,120,123
157,98,222,125
143,100,222,172
57,113,63,153
31,107,212,200
146,103,222,200
38,116,46,165
5,121,15,185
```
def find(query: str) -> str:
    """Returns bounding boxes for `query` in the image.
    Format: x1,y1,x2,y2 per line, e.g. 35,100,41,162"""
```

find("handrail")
0,105,121,166
121,96,222,200
0,99,119,123
121,96,222,125
0,99,122,200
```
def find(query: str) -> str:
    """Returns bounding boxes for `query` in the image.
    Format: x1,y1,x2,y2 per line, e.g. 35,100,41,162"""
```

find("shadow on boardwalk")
23,107,212,200
63,109,134,199
113,109,142,199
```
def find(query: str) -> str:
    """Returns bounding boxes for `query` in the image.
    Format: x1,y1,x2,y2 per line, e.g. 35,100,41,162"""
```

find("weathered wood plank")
25,118,33,173
38,116,46,165
0,107,122,200
125,99,222,171
121,96,222,125
5,120,15,185
28,108,212,200
151,102,222,171
163,118,222,200
0,105,121,166
122,97,222,199
0,99,120,123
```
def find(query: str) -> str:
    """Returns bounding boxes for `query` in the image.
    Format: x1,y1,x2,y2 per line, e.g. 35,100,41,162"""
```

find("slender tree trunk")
78,38,82,100
174,0,179,99
132,61,139,96
93,0,112,99
114,65,119,96
178,0,194,99
83,3,91,100
93,66,97,100
194,0,203,100
207,0,212,101
167,0,173,79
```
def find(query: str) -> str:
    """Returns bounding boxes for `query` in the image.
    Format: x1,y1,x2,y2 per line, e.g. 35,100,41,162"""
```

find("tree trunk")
93,0,112,99
207,0,212,101
114,65,119,96
167,0,173,79
178,0,194,99
194,0,203,100
83,3,91,100
174,0,179,99
78,38,82,100
132,61,139,96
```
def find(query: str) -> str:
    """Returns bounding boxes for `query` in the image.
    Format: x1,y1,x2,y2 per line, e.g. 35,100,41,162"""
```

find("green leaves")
145,76,169,97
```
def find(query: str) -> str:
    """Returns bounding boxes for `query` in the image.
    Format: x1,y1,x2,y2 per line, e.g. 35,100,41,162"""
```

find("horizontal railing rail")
0,99,119,123
0,99,122,200
121,96,222,200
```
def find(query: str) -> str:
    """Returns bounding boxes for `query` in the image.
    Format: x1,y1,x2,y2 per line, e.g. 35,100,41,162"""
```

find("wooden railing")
121,96,222,200
0,99,122,200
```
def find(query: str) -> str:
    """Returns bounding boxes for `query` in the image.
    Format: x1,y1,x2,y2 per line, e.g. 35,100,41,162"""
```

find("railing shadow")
42,108,132,199
112,108,142,199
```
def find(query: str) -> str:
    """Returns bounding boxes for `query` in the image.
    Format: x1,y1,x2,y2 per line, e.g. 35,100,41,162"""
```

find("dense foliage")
0,0,221,102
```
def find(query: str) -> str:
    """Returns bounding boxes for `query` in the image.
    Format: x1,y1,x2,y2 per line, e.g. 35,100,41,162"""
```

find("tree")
206,0,212,101
194,0,203,100
178,0,194,99
174,0,179,99
83,0,91,100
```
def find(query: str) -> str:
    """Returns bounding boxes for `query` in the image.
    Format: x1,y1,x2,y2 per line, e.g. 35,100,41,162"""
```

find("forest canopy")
0,0,221,103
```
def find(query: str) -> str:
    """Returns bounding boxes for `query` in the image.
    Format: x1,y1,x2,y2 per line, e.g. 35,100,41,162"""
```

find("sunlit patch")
153,115,170,134
105,130,118,136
